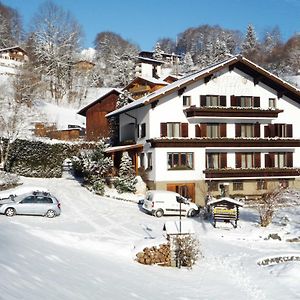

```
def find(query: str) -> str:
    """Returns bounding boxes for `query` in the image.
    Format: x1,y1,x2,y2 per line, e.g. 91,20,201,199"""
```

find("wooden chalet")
123,76,168,99
73,60,95,72
0,46,28,62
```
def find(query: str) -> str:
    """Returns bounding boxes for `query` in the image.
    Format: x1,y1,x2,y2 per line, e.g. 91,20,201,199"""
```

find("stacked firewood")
136,243,171,266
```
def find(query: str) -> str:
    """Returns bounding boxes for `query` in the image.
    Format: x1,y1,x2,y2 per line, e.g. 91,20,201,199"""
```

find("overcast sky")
4,0,300,51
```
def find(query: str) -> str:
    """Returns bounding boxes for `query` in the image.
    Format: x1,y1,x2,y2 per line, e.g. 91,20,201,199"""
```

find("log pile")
136,243,171,266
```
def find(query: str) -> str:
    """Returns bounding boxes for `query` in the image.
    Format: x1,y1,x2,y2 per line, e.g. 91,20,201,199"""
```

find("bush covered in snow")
71,139,113,195
0,171,20,189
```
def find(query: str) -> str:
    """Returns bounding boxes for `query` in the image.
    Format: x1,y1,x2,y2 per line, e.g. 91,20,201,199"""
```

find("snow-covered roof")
123,75,168,90
164,220,195,235
136,56,164,64
107,55,300,118
207,197,244,207
77,88,125,115
105,144,143,153
0,45,27,53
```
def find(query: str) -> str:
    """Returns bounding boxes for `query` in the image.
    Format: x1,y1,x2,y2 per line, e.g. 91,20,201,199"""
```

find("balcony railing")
204,167,300,178
148,138,300,148
184,106,283,118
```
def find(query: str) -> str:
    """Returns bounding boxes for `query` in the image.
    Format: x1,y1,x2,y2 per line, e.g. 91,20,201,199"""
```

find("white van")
142,190,199,217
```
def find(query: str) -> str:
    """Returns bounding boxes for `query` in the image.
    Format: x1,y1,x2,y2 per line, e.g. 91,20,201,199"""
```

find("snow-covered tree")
153,42,164,61
0,3,23,48
115,151,137,194
180,52,194,74
241,24,260,60
94,31,139,87
116,90,131,109
0,77,39,170
29,1,83,102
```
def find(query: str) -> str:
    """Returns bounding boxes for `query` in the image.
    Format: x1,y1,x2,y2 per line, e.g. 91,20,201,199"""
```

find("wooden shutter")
237,96,241,107
230,95,237,106
269,153,275,167
253,97,260,107
220,95,226,107
200,95,206,107
235,153,241,168
160,123,167,137
287,124,293,137
181,123,188,137
264,125,269,138
235,124,241,137
254,153,261,168
265,154,271,168
200,124,207,137
220,123,227,137
269,124,275,137
195,125,201,137
287,152,293,167
254,123,260,137
220,153,227,168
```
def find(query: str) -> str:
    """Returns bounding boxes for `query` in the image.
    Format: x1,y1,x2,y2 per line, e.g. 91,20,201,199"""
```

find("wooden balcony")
184,106,283,118
204,168,300,179
148,138,300,148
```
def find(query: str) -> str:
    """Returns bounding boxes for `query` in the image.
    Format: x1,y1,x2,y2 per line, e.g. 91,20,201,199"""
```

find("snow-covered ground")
0,175,299,300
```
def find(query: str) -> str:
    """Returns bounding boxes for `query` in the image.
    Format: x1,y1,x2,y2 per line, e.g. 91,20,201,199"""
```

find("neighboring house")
136,51,182,79
106,55,300,205
0,46,28,62
78,88,134,141
73,60,95,72
123,76,168,99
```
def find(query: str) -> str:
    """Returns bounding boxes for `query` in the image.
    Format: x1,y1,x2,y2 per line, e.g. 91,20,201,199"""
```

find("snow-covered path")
0,176,299,300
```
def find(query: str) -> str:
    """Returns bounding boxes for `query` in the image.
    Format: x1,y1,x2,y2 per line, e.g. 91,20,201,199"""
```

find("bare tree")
29,0,83,101
0,2,23,48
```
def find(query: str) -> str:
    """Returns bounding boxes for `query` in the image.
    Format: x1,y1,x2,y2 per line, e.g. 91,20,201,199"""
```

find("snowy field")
0,175,299,300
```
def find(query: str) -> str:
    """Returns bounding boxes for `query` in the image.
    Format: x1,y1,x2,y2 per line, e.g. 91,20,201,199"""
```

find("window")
257,180,267,190
207,124,220,138
240,96,253,107
183,96,191,107
167,123,180,137
233,181,243,191
147,153,152,170
207,181,219,192
274,153,286,168
168,152,193,170
279,179,289,188
206,153,220,169
206,95,219,107
241,124,254,137
139,153,145,168
139,123,146,138
269,98,276,109
21,196,36,204
241,153,254,168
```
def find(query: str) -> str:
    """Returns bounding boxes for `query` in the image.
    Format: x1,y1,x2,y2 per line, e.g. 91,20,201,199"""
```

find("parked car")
0,191,61,218
142,190,199,217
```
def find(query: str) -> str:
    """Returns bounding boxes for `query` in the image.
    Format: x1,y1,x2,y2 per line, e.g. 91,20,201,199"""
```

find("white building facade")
107,56,300,206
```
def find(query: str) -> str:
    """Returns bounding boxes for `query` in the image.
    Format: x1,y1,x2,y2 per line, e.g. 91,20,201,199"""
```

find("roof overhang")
105,143,143,154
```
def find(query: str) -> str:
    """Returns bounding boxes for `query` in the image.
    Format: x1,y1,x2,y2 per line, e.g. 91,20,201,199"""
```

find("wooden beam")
151,100,159,109
178,87,186,96
204,74,213,84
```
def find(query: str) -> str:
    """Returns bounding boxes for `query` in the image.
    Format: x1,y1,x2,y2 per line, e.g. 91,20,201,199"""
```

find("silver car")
0,192,61,218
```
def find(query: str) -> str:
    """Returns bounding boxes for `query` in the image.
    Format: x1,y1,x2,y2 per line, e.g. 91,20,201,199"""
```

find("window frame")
183,95,191,107
268,98,276,109
206,153,220,169
167,152,194,170
147,152,152,170
233,181,243,191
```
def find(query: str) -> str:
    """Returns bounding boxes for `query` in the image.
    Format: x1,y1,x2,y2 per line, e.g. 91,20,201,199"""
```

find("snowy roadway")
0,176,300,300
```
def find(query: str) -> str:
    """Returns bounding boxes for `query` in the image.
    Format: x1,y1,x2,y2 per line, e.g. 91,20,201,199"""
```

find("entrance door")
167,183,195,202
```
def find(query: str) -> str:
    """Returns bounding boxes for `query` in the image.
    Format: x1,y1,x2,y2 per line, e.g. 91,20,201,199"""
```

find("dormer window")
183,96,191,107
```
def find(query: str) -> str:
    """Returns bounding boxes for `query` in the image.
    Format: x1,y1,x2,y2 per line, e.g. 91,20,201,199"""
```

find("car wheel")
155,209,164,218
5,208,15,217
188,209,197,217
45,210,56,218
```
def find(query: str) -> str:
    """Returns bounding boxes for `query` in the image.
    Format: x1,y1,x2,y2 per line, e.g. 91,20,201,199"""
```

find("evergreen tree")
181,52,194,74
241,24,260,61
115,151,137,193
153,42,164,61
